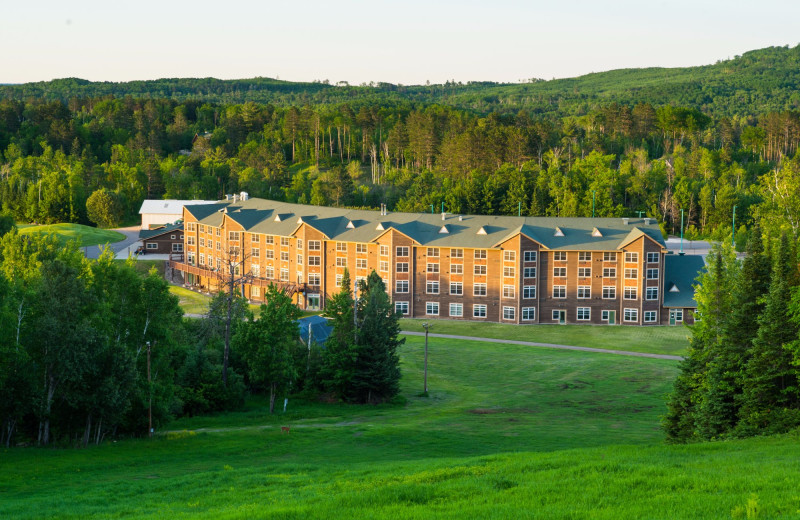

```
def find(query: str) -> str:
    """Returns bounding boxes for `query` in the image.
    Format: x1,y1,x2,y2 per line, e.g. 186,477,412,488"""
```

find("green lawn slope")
17,223,125,248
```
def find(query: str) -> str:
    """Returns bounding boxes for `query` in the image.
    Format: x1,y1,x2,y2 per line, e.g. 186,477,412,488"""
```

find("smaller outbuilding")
662,254,706,325
297,315,333,347
138,222,184,256
139,200,215,230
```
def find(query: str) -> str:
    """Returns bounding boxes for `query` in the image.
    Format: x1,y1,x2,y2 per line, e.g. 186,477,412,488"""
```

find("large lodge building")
172,195,703,326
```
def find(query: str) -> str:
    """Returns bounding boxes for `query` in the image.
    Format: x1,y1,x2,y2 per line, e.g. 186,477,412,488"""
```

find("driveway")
82,226,142,259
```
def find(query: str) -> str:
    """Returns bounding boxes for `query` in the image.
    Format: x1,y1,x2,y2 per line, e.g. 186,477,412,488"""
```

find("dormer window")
554,227,564,237
591,227,603,237
376,223,385,230
477,226,487,235
346,220,355,229
439,225,449,234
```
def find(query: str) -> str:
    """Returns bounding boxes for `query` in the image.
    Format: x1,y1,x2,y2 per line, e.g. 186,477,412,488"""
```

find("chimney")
644,217,652,225
441,212,446,221
233,194,238,203
458,215,463,221
225,194,231,201
622,217,630,225
240,191,249,201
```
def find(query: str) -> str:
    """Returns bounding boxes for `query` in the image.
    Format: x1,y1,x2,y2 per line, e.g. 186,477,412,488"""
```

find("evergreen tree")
319,269,358,399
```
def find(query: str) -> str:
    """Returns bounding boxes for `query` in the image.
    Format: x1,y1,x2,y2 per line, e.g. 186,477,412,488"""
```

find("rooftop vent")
554,227,564,237
622,217,630,225
240,191,249,201
274,214,282,222
477,226,487,235
644,217,653,225
458,215,463,221
591,227,603,237
346,220,355,229
376,222,385,231
439,225,449,234
669,283,680,293
297,217,303,224
441,212,446,221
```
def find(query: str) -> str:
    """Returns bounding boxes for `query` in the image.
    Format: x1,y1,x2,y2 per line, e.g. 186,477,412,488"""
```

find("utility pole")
679,208,684,255
518,201,521,217
147,341,152,438
422,322,430,394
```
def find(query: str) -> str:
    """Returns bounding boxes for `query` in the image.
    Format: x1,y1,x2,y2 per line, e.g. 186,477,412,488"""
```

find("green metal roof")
184,198,667,251
662,254,706,308
138,222,183,240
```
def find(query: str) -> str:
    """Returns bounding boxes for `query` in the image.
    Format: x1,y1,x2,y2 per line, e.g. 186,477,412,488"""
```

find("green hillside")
3,45,799,117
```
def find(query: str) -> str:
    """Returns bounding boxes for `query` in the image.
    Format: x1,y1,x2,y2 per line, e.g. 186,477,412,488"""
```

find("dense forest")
3,47,800,243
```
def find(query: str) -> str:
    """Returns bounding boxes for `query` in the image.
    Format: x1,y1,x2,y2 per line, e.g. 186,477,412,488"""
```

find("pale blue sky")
1,0,798,85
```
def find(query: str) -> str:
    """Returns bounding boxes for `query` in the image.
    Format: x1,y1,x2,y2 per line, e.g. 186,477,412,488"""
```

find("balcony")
169,261,307,296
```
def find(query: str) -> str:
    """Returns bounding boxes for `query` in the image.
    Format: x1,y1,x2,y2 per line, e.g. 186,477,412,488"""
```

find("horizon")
2,0,799,86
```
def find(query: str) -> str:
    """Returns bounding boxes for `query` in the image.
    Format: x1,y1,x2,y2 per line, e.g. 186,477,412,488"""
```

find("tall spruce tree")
319,269,358,399
739,232,800,434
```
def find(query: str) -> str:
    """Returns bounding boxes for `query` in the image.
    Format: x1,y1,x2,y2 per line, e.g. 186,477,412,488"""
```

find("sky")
2,0,799,86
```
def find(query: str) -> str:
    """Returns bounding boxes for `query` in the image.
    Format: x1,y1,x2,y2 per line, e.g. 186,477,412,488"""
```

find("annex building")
172,195,704,326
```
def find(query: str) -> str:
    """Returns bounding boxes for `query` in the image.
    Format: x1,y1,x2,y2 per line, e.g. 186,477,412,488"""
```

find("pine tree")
319,269,358,399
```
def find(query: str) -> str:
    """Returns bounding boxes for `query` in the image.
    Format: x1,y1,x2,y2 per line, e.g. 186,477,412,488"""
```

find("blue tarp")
297,315,333,347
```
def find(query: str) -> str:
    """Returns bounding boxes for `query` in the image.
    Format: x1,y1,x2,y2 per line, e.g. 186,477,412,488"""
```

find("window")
308,273,321,286
450,282,463,295
644,310,657,323
523,285,536,299
426,281,439,294
647,252,659,263
309,256,321,266
624,252,638,263
199,237,205,247
553,251,567,261
552,310,562,321
337,242,348,252
395,301,409,315
473,304,487,318
577,286,591,299
186,236,194,245
603,267,616,278
336,274,343,287
451,264,463,275
426,302,439,315
503,307,515,320
281,237,290,246
186,252,195,265
524,250,537,262
297,239,303,250
229,231,240,241
603,286,616,299
647,268,659,280
396,280,409,293
379,261,388,272
297,254,303,265
553,267,567,278
296,272,302,283
450,303,463,317
146,242,158,250
396,246,409,256
280,251,289,262
504,250,516,262
624,287,638,300
356,243,367,254
578,267,591,278
474,249,487,259
522,307,535,321
265,267,274,279
601,310,610,321
251,248,260,258
265,235,274,245
603,252,616,262
251,286,260,298
199,253,205,265
215,228,221,237
503,266,515,278
265,249,274,259
396,262,409,273
624,308,638,322
309,240,321,251
523,267,536,278
336,257,347,267
216,241,221,251
674,309,684,322
380,245,389,256
451,248,463,259
427,247,439,257
280,269,289,282
577,307,590,321
579,252,591,262
553,285,566,298
186,222,195,232
474,265,487,276
503,285,515,298
427,263,440,274
251,234,259,243
646,287,659,300
624,268,638,279
252,264,260,277
474,283,487,296
356,258,368,269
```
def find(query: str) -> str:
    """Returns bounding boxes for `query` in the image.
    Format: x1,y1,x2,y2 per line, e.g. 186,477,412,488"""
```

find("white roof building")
138,200,216,229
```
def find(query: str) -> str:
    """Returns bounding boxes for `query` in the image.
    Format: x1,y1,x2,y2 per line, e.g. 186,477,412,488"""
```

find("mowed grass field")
5,337,797,518
17,223,126,247
401,318,691,356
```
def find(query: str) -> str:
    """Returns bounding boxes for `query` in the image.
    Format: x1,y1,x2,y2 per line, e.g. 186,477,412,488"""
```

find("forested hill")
2,45,800,117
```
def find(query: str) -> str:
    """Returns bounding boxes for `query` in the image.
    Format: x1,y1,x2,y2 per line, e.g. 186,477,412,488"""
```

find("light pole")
732,205,737,247
592,190,595,218
422,323,430,394
679,208,685,255
146,341,152,438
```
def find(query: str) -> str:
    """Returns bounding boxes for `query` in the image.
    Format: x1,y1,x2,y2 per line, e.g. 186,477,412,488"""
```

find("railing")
169,261,307,296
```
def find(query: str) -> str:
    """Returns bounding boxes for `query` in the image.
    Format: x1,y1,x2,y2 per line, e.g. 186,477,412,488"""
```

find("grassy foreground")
17,223,126,247
401,318,691,356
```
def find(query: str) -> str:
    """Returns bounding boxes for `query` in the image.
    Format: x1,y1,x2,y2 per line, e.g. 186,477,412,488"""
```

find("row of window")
550,285,659,300
552,267,659,279
397,301,535,320
548,308,659,323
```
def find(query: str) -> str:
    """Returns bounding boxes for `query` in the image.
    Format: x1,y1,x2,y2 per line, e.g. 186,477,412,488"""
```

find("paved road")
401,331,683,360
664,237,712,256
83,226,141,259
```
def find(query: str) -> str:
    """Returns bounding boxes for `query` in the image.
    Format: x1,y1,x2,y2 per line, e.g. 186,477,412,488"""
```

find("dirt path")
401,331,683,361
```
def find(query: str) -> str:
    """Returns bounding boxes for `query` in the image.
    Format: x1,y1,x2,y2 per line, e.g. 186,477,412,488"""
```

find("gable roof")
139,199,215,215
662,254,706,308
139,222,184,240
182,198,668,251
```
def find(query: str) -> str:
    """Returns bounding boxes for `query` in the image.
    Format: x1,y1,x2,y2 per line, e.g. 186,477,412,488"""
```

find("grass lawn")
17,223,126,248
401,318,691,356
1,338,797,518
